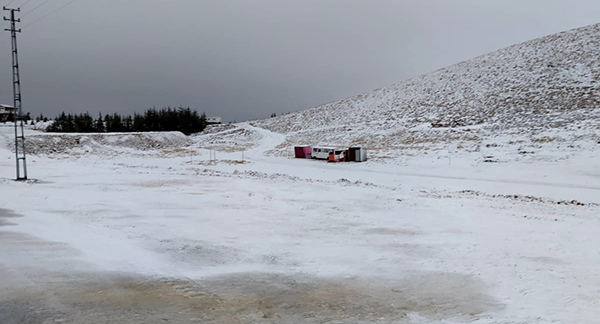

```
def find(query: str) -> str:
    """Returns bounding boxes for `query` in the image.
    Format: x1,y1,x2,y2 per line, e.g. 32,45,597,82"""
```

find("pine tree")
110,113,123,132
104,114,113,132
133,113,144,132
95,113,105,132
123,115,133,132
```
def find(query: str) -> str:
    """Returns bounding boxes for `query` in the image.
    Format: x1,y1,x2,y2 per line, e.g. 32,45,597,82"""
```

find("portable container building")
348,147,368,162
294,146,312,158
359,148,367,162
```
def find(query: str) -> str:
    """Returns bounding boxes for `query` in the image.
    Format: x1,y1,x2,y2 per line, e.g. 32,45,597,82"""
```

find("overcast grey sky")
1,0,599,122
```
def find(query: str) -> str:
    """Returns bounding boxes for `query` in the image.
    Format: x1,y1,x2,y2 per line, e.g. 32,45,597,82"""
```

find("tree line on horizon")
45,107,207,135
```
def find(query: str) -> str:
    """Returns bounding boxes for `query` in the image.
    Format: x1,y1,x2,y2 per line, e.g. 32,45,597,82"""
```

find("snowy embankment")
19,131,191,156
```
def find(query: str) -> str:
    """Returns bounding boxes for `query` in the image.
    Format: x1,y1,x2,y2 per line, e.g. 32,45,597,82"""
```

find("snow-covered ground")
1,125,599,324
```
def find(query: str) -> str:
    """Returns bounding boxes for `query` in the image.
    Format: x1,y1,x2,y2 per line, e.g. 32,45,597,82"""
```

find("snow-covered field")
1,124,599,324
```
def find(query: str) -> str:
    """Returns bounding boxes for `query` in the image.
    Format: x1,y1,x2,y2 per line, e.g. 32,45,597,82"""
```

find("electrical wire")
22,0,82,29
3,0,37,11
18,0,37,8
20,0,52,18
4,0,18,7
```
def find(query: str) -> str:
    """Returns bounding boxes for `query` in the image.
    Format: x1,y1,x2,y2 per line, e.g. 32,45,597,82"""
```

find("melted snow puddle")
0,208,500,323
1,271,500,324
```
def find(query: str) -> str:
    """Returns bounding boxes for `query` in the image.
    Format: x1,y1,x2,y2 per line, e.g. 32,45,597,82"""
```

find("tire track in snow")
236,123,286,161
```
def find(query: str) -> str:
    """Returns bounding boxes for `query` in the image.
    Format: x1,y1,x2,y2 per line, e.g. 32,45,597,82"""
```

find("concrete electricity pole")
3,6,27,180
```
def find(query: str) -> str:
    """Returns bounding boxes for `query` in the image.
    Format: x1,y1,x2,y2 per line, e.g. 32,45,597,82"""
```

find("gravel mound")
191,126,261,152
22,132,191,155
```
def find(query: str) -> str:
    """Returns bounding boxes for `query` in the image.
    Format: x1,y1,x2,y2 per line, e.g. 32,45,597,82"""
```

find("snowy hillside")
254,23,600,159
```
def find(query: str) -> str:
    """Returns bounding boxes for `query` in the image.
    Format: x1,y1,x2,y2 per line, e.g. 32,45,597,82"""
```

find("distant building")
294,146,312,159
206,117,222,125
0,104,17,122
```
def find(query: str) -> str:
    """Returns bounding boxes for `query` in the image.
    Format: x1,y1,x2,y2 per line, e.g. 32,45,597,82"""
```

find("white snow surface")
1,123,599,323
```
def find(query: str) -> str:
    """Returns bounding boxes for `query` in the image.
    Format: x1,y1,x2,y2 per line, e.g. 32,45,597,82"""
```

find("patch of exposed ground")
0,208,21,227
455,190,599,207
363,227,421,236
0,271,500,324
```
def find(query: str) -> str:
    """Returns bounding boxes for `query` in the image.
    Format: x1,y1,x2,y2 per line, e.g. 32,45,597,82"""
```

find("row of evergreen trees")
46,107,207,135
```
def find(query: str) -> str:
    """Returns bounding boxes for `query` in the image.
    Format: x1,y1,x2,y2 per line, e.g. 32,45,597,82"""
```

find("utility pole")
3,7,27,180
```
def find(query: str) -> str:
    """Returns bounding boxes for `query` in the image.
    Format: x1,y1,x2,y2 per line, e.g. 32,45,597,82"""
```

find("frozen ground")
1,124,600,324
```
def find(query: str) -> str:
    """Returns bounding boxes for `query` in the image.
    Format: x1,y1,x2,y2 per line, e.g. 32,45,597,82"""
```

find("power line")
22,0,81,29
20,0,52,18
19,0,37,8
3,0,35,9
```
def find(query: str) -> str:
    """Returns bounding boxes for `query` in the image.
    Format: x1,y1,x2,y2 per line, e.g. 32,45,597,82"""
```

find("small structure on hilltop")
294,146,312,158
206,117,222,125
0,104,17,122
